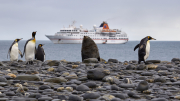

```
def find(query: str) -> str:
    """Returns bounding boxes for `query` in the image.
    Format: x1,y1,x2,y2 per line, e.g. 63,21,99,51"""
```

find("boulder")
87,68,110,80
15,75,40,81
44,77,67,83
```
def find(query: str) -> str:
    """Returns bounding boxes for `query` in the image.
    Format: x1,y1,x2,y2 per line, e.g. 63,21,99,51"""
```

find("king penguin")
134,36,156,64
23,31,36,64
35,44,45,62
7,38,23,61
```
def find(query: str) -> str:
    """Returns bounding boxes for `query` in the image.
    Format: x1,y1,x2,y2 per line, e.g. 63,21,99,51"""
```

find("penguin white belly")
25,41,35,61
144,41,150,61
10,44,18,61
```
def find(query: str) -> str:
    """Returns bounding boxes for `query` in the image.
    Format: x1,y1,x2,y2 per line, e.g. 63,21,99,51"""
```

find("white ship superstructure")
45,21,128,44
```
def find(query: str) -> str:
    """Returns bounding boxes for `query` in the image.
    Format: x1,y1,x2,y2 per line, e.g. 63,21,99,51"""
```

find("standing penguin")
7,38,23,61
35,44,45,62
23,31,36,64
134,36,156,64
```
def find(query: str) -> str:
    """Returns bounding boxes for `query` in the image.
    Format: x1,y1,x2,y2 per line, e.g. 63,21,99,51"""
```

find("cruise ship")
45,21,128,44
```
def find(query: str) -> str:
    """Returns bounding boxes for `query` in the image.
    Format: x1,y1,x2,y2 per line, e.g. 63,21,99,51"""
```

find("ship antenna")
72,20,76,26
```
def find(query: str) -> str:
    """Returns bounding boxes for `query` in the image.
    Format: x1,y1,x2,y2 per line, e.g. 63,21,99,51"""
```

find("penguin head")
15,38,23,42
38,44,44,47
32,31,37,38
147,36,156,40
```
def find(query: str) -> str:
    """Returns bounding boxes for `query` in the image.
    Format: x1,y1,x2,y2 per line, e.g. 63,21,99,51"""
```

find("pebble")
76,84,90,91
87,68,110,80
136,80,149,92
0,59,179,100
82,92,100,100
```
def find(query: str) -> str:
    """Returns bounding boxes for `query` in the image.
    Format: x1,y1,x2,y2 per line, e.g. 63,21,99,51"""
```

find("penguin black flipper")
22,38,33,57
134,44,139,51
18,49,23,58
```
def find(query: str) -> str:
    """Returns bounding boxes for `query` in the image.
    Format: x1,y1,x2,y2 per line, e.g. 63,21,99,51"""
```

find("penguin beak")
20,38,23,40
42,44,44,46
151,38,156,40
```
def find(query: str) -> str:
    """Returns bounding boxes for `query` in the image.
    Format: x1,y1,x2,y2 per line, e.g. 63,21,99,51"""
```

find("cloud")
0,0,180,40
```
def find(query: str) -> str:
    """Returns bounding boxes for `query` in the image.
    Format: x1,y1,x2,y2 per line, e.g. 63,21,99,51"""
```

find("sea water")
1,40,180,62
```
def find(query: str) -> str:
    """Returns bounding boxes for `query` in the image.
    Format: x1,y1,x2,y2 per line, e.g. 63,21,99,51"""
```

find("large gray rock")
108,59,119,63
102,76,120,84
0,77,7,82
76,84,90,91
84,82,97,88
171,58,180,63
83,58,98,63
82,92,100,100
69,95,82,101
136,80,149,92
87,68,110,80
126,65,135,70
154,77,166,83
44,77,67,83
43,60,60,66
15,75,41,81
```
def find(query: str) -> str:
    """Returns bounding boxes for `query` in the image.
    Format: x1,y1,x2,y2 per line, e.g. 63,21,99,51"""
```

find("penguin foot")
26,62,29,65
30,61,33,65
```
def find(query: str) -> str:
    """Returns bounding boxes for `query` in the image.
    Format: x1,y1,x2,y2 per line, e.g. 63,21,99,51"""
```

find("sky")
0,0,180,41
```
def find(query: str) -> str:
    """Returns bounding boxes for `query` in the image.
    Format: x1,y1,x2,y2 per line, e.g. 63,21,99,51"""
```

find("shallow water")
1,40,180,62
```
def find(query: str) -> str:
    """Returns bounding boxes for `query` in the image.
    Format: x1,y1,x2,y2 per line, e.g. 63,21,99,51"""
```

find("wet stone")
5,92,15,96
119,84,135,88
101,94,115,101
44,77,67,83
15,75,41,81
154,77,166,83
0,82,7,86
0,77,7,82
69,95,82,101
108,59,119,63
57,95,68,100
151,98,168,101
82,92,100,100
171,58,180,63
126,65,135,70
111,93,126,99
0,98,9,101
127,91,140,98
84,81,97,88
141,72,153,76
136,80,149,92
155,66,168,71
28,93,42,99
76,84,90,91
111,85,119,91
83,58,99,63
87,68,110,80
39,85,51,90
38,97,53,101
137,64,146,70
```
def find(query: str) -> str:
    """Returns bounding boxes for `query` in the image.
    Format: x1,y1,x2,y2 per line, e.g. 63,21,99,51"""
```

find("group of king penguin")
7,31,156,65
7,31,45,64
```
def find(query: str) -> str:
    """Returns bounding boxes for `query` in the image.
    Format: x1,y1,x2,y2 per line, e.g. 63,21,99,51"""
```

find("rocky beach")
0,58,180,101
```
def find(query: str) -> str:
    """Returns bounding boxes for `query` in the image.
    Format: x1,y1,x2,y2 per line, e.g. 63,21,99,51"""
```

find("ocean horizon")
1,40,180,62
